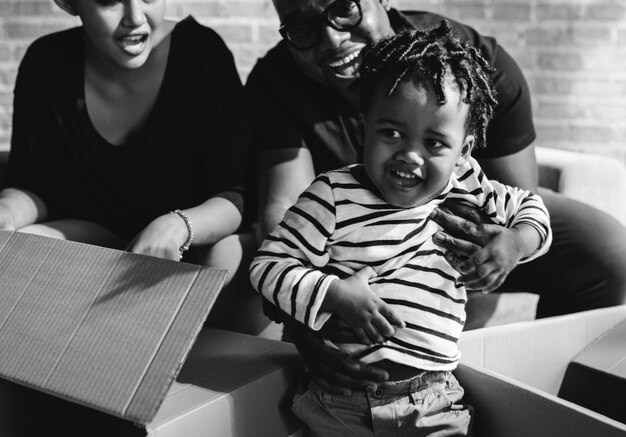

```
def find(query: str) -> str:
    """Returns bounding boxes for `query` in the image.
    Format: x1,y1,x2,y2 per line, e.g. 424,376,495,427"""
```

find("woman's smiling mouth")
118,33,148,56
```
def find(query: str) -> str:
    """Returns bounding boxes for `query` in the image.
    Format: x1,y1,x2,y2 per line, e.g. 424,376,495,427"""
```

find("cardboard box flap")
459,305,626,395
457,363,626,437
0,231,226,426
573,318,626,376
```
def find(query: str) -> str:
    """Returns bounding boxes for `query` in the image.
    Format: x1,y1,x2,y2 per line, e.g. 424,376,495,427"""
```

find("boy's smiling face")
362,78,474,208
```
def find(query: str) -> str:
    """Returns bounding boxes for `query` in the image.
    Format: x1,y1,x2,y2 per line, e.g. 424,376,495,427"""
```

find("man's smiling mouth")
328,49,362,77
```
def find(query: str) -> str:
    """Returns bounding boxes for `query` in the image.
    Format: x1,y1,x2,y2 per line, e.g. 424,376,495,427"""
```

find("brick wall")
0,0,625,164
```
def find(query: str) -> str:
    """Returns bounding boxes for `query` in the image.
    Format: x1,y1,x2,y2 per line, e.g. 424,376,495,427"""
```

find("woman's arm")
0,187,48,230
127,196,242,261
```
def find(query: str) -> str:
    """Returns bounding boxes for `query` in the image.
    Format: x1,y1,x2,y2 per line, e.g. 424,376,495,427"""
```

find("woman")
1,0,265,334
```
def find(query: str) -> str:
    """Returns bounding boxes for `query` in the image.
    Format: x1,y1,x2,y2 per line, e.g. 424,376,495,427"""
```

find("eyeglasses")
279,0,363,51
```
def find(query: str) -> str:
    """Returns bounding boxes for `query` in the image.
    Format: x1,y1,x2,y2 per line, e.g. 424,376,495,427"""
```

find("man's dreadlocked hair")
357,20,498,150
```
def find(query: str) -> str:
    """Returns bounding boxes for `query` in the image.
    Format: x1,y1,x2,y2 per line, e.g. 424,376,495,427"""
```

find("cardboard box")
147,328,304,437
457,305,626,437
0,230,228,435
558,317,626,423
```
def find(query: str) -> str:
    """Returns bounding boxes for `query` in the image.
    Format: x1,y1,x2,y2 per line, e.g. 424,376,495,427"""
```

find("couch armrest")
536,146,626,225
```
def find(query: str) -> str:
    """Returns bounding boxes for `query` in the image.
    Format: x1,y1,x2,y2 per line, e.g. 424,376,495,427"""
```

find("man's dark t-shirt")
246,9,536,174
7,17,250,240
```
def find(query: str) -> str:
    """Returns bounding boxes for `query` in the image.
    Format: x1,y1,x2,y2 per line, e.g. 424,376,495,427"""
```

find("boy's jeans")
292,370,472,437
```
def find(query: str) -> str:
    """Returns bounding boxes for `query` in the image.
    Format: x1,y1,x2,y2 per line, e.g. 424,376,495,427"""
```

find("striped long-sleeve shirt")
250,158,551,371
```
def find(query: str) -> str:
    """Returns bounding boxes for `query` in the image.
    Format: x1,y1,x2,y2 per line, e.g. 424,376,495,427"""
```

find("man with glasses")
246,0,626,395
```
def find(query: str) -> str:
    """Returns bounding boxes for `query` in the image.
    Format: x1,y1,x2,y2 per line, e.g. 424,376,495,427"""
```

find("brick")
210,24,253,44
537,3,583,21
525,26,572,46
221,1,275,18
586,104,626,122
444,2,486,20
0,107,11,130
479,23,524,46
580,49,626,72
571,123,615,143
0,2,10,16
395,0,444,15
535,99,585,119
0,92,13,106
0,67,17,89
535,122,571,142
0,43,11,61
258,23,281,45
537,51,583,71
4,19,76,40
505,49,535,70
176,1,221,18
12,1,55,16
528,74,575,95
570,24,613,46
493,3,531,21
12,42,31,62
0,139,11,153
584,3,626,20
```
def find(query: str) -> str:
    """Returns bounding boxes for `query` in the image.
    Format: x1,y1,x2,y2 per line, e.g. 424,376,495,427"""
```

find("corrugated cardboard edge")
0,230,229,428
130,269,228,426
145,329,305,437
457,362,626,437
1,266,227,427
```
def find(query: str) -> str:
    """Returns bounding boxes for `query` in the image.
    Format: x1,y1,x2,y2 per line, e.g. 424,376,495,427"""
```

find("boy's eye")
425,139,445,149
95,0,121,6
379,128,401,139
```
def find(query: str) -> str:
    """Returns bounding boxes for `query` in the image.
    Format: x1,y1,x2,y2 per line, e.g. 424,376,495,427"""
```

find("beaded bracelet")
171,209,194,258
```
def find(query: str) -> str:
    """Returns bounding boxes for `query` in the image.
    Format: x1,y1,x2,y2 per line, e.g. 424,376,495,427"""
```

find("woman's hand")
127,212,189,261
0,203,16,231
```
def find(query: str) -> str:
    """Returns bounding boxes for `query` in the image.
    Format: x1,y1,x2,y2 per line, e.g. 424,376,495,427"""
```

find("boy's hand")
324,267,405,345
442,224,526,294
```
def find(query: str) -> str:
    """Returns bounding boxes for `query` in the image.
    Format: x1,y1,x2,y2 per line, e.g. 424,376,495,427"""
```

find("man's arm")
256,147,316,243
478,144,539,192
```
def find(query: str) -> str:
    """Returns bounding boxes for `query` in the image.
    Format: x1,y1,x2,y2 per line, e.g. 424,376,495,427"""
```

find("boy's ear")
456,135,474,166
380,0,391,11
54,0,78,16
356,115,366,146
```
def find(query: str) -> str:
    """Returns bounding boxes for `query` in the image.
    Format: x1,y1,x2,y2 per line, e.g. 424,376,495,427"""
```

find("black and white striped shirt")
251,158,551,371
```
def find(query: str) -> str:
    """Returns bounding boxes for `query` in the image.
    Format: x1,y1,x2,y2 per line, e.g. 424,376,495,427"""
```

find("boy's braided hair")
357,20,498,149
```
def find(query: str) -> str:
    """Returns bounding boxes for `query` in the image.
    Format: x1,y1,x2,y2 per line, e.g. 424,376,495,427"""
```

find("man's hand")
429,199,534,293
323,267,405,345
443,225,526,293
429,199,493,248
286,317,389,395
